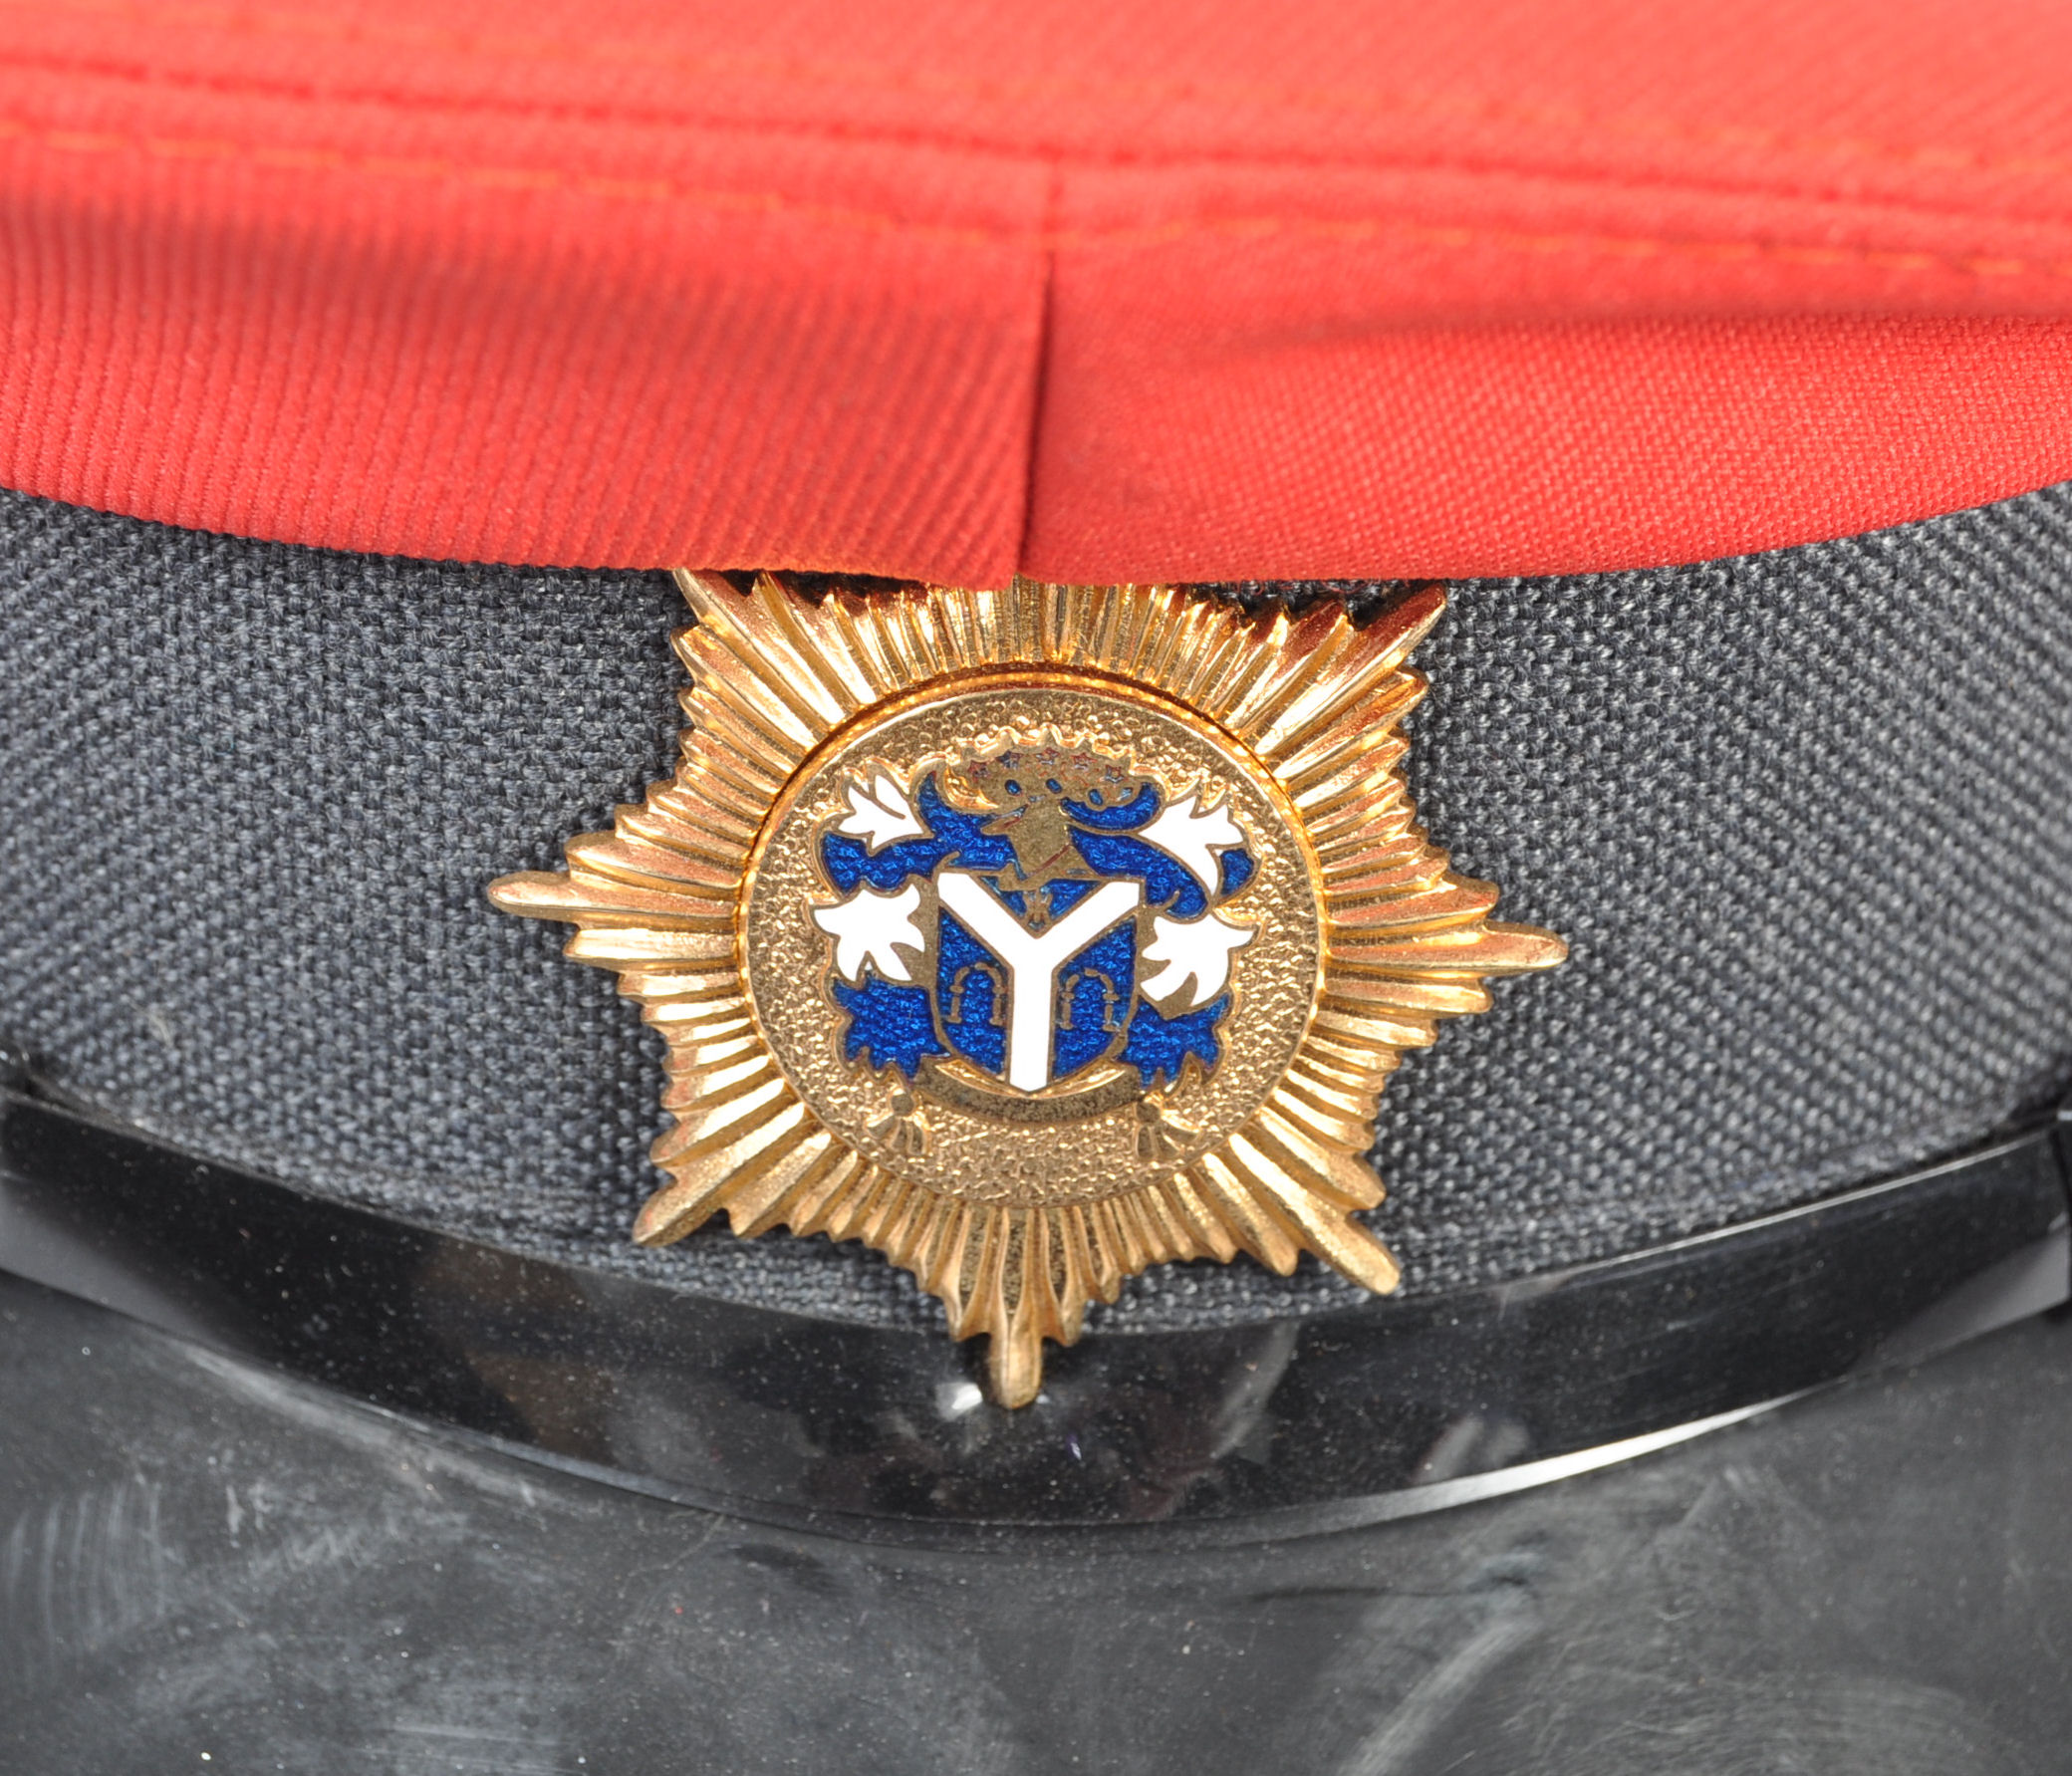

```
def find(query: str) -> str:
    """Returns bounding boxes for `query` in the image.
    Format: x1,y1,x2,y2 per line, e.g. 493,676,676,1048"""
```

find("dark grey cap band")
3,486,2071,1331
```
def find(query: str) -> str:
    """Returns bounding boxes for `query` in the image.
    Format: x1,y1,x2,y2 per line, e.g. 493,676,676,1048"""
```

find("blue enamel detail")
1218,849,1256,896
832,978,943,1078
1045,879,1094,914
1053,917,1139,1082
1068,830,1207,919
1122,993,1230,1090
935,911,1007,1077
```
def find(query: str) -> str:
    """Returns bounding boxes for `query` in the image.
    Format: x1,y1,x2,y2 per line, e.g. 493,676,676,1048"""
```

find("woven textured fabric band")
4,487,2071,1332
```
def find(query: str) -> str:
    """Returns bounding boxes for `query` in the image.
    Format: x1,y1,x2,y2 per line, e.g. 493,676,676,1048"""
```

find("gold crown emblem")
492,576,1564,1403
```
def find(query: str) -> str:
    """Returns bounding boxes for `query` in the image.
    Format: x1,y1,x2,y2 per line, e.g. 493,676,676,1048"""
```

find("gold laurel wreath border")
492,573,1565,1405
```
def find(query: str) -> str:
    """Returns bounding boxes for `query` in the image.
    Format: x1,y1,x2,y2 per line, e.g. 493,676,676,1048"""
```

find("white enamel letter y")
936,872,1142,1090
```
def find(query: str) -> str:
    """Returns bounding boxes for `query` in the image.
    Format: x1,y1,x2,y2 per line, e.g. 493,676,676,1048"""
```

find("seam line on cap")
9,0,2072,186
7,117,2072,288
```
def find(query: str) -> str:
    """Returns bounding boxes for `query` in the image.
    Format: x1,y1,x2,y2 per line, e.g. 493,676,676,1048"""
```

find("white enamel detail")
936,872,1143,1092
813,882,926,984
1139,791,1244,891
834,772,928,852
1140,910,1255,1012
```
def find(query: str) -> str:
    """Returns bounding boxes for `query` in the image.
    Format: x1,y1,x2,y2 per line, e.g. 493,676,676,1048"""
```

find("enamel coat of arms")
492,576,1564,1403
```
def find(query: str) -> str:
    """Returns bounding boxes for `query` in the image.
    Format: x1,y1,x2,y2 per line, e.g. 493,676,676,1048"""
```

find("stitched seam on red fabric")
10,0,2072,184
7,118,2072,284
1018,161,1063,568
11,48,2072,229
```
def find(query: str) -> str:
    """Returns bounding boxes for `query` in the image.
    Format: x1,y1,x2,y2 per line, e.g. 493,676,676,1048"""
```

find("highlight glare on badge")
491,575,1565,1404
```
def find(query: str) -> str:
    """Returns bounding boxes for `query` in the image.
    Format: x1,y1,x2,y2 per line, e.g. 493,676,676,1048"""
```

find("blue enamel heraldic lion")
809,746,1259,1099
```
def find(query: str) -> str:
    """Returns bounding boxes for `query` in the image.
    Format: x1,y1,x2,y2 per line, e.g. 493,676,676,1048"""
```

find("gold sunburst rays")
490,572,1565,1406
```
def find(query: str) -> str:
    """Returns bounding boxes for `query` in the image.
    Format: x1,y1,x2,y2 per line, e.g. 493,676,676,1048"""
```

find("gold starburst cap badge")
491,575,1565,1404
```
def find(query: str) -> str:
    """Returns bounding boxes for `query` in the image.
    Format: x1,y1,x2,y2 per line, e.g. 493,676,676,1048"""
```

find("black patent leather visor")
0,1080,2065,1543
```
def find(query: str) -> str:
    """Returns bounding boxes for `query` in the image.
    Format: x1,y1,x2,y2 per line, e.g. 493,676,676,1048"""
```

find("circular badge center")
741,676,1321,1207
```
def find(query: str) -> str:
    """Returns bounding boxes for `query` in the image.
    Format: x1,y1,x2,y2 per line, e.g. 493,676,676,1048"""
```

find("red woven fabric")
2,0,2070,582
